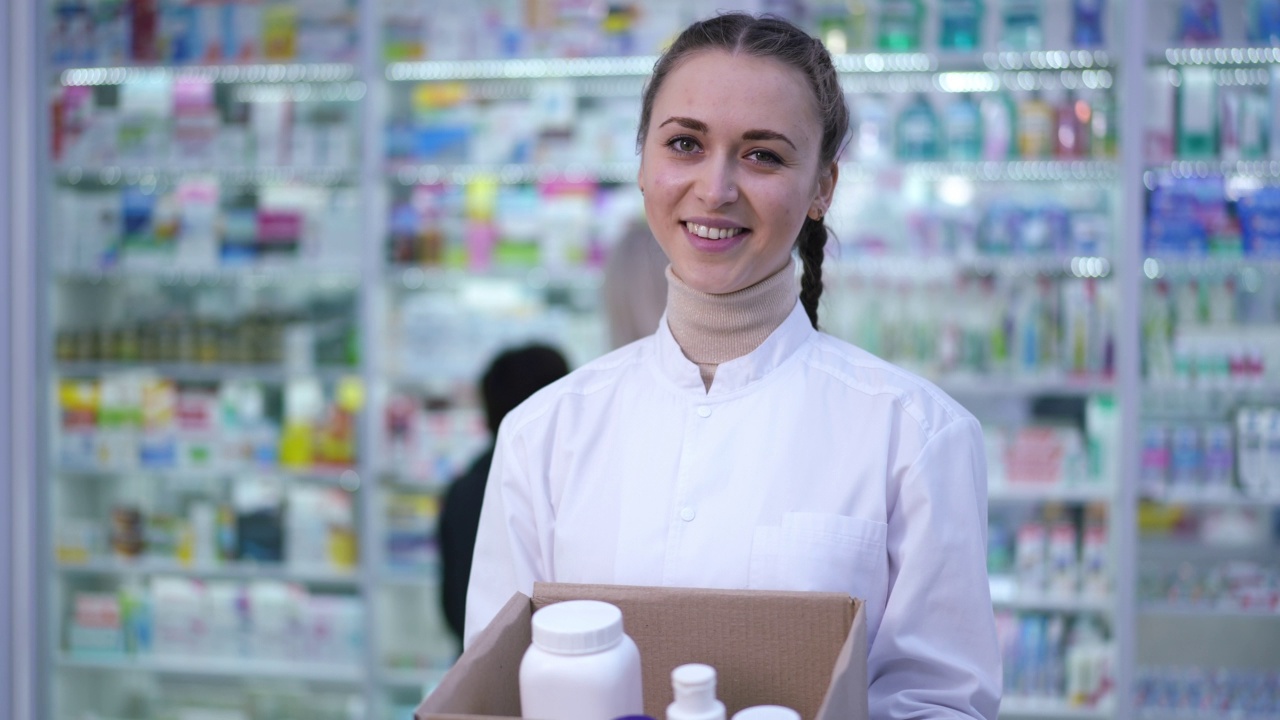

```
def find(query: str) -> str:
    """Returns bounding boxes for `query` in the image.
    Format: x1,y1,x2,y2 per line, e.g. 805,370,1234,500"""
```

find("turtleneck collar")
665,257,799,391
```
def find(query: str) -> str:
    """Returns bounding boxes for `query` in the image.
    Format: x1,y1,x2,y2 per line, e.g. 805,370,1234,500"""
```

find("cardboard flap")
534,582,859,720
416,592,531,720
815,600,869,720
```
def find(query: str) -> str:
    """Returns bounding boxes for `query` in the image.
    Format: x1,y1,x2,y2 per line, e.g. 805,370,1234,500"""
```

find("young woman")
466,13,1000,719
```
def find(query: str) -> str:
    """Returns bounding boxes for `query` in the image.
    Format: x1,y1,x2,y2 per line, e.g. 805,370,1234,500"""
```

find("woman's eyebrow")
658,117,797,151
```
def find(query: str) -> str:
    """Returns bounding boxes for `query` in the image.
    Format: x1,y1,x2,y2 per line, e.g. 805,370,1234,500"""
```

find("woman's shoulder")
804,331,976,439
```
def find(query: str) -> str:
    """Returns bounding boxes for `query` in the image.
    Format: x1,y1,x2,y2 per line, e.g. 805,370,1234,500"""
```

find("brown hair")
636,12,849,329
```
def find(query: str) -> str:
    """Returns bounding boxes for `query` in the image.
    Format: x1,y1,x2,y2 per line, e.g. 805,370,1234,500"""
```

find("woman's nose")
697,159,739,207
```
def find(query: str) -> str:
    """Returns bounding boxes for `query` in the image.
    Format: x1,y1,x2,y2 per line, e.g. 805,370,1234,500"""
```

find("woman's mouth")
683,221,747,240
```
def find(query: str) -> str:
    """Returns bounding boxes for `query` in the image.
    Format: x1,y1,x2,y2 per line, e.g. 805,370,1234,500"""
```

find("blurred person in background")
437,343,570,649
603,216,669,349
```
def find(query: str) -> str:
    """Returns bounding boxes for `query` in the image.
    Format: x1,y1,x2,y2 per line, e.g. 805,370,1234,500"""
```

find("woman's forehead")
653,49,821,137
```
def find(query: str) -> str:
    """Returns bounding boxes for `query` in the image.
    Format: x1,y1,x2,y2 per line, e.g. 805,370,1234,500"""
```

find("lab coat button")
680,506,696,522
696,405,711,418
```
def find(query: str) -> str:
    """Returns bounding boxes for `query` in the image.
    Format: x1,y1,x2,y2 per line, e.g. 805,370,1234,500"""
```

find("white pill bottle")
667,664,726,720
519,600,645,720
731,706,801,720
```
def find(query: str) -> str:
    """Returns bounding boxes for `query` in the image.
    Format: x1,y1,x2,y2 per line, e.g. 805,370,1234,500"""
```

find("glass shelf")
843,160,1119,182
830,255,1113,280
988,483,1114,504
1151,160,1280,179
55,362,356,384
992,591,1115,616
1139,603,1280,619
1143,256,1280,278
54,266,361,286
938,375,1115,398
388,264,602,291
1161,47,1280,66
56,166,359,187
58,466,364,490
58,654,365,683
58,558,360,586
381,667,449,688
58,63,357,86
1000,698,1113,719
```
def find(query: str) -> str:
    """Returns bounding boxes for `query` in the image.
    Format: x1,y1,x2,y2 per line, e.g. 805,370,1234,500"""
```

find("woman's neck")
665,258,798,391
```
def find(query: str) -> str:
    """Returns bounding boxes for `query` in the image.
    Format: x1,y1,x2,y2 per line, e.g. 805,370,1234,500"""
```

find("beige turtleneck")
665,258,799,391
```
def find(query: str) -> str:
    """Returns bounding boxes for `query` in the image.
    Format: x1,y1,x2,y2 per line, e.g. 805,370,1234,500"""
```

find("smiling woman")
465,13,1001,720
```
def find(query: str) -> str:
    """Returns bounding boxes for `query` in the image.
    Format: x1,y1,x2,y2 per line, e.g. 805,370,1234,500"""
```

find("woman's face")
639,50,837,294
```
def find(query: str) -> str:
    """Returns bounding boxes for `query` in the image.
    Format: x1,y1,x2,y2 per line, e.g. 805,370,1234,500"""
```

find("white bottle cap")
668,664,726,720
731,706,802,720
530,600,624,655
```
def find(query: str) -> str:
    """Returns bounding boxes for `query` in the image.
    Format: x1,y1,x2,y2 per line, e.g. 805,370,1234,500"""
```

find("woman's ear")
810,161,838,220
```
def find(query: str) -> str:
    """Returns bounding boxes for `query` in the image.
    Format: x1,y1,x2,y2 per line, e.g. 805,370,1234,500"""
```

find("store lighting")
1144,258,1162,279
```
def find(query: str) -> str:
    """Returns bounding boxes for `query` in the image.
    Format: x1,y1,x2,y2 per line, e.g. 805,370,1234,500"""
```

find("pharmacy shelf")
1141,384,1280,420
58,62,357,86
55,362,357,384
56,166,359,187
830,255,1112,280
1151,160,1280,179
388,263,603,291
1159,46,1280,66
53,267,362,288
1139,492,1280,509
57,654,365,683
380,667,449,689
993,592,1115,616
58,558,360,586
988,483,1114,504
843,160,1119,183
58,466,364,490
1000,698,1112,719
378,569,440,588
388,161,638,186
1139,603,1280,619
1141,539,1280,564
1143,256,1280,278
938,375,1115,398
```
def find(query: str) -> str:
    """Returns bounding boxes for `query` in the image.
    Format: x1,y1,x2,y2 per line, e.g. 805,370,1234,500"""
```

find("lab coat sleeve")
869,415,1002,719
462,420,550,649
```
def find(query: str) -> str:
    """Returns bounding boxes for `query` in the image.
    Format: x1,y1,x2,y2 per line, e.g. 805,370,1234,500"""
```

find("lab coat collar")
654,298,815,396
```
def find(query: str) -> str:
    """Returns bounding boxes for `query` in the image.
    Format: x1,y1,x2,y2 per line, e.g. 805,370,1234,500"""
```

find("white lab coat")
466,300,1002,719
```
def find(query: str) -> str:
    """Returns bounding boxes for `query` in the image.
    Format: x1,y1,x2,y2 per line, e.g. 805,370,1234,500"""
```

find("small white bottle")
667,664,726,720
731,707,802,720
519,600,644,720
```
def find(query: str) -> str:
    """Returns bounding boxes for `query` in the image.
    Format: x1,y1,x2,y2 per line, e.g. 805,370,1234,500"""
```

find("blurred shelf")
1000,697,1112,719
938,375,1114,398
57,466,364,489
1151,160,1280,179
839,160,1117,183
385,50,1112,83
831,255,1112,280
58,63,357,86
56,166,359,187
1143,256,1280,279
387,263,603,291
989,483,1113,504
1141,491,1280,509
58,653,364,683
58,558,359,586
1139,603,1280,619
55,362,357,383
992,591,1115,616
1141,383,1280,419
381,667,449,689
389,161,637,185
378,569,440,588
1160,46,1280,66
1141,538,1280,563
53,266,361,286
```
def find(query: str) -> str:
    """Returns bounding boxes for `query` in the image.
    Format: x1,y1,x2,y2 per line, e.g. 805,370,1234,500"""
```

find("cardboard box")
416,582,867,720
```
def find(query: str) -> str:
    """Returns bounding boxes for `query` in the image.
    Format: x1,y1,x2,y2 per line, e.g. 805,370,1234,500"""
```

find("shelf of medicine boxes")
53,266,362,286
57,556,360,587
57,62,358,87
57,466,365,491
56,653,365,684
55,166,361,188
55,362,358,384
998,697,1113,720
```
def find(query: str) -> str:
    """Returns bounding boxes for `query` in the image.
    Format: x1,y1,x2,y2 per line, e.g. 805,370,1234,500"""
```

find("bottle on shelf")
877,0,924,50
945,93,984,161
1072,0,1106,48
1017,90,1055,159
938,0,984,51
1000,0,1044,50
895,93,941,161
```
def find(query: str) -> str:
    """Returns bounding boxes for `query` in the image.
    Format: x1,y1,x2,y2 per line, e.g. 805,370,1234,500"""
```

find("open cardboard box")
416,582,867,720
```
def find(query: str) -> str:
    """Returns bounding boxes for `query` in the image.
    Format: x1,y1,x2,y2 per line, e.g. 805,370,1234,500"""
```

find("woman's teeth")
685,222,745,240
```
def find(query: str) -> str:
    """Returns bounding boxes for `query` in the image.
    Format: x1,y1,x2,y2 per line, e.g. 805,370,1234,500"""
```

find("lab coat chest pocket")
748,512,888,598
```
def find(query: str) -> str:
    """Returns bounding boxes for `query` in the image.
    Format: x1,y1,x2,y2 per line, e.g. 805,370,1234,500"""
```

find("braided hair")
636,13,849,329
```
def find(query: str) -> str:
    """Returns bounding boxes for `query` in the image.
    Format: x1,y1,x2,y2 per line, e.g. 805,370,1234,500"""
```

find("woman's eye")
748,149,783,165
666,136,699,153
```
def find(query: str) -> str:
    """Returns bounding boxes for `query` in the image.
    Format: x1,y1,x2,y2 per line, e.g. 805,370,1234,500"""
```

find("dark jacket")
438,445,495,647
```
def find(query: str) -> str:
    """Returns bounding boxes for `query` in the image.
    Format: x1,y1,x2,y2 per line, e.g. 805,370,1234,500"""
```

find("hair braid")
797,217,826,330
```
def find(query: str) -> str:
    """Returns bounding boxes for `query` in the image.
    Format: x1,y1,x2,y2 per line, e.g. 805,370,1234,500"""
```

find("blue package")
1073,0,1105,47
1249,0,1280,43
1178,0,1221,43
1239,186,1280,257
120,188,155,246
162,3,198,63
